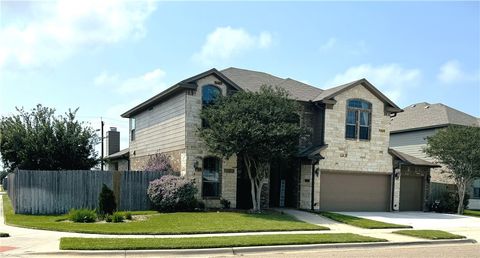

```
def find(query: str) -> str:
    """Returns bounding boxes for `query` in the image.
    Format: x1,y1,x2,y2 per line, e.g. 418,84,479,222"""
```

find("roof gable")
314,78,402,112
121,69,242,118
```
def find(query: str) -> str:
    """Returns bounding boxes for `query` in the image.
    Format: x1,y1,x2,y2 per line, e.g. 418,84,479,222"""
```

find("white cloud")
193,26,273,65
318,38,367,55
437,60,479,84
0,0,157,70
94,68,167,94
319,37,337,51
326,64,422,103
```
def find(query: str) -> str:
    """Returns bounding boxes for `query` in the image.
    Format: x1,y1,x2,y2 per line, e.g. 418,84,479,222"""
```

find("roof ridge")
280,77,324,91
222,67,286,80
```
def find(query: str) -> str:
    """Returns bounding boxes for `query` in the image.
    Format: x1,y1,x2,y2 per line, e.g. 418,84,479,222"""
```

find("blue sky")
1,1,479,155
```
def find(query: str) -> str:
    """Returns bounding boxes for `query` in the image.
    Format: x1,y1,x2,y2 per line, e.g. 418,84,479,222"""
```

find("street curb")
28,238,477,256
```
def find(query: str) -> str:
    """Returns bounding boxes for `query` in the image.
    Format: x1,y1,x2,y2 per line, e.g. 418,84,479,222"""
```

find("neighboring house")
114,67,436,211
390,102,480,210
104,127,130,171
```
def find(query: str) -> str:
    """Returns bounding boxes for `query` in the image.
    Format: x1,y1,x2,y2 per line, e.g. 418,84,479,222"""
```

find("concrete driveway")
340,212,480,242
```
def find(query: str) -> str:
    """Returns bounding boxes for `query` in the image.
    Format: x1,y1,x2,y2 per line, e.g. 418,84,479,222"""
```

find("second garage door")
320,171,391,211
399,175,424,211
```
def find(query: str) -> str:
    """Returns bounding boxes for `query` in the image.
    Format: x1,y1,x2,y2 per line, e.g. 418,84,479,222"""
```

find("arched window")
202,157,221,197
202,85,221,106
346,99,372,140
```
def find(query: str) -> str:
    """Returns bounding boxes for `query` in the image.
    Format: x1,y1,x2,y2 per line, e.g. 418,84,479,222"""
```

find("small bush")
220,198,231,209
196,200,206,210
68,209,97,223
105,214,112,222
147,175,198,212
144,153,175,173
111,212,124,223
98,184,116,215
124,212,132,220
431,192,470,213
0,232,10,237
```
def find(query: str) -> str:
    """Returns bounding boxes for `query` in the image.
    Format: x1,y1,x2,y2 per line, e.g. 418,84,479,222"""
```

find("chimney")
106,127,120,155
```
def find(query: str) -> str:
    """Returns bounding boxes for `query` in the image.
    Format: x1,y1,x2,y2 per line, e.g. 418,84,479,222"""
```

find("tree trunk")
243,155,270,212
457,179,467,215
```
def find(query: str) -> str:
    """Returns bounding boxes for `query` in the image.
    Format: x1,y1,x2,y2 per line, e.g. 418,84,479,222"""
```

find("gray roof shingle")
220,67,323,101
389,148,440,167
122,67,402,117
390,102,479,133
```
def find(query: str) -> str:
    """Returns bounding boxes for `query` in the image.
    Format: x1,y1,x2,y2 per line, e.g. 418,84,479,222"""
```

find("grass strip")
464,210,480,218
2,195,326,234
60,233,386,250
393,230,466,240
319,212,411,229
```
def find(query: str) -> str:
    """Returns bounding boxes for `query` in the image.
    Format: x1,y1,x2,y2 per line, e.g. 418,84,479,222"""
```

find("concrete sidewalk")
0,194,476,257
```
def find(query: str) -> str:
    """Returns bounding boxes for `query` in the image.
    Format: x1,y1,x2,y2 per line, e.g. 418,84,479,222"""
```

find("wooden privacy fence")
6,170,167,214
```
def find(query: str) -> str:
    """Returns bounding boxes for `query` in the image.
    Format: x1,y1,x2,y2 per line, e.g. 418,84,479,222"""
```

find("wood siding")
130,92,186,157
389,128,439,162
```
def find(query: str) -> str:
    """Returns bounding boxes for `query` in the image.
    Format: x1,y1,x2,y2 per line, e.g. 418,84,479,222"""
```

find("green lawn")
464,210,480,218
318,212,411,229
393,230,466,240
2,195,326,234
60,233,386,250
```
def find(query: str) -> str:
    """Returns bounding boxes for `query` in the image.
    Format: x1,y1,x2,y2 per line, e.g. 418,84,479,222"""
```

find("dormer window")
346,99,372,140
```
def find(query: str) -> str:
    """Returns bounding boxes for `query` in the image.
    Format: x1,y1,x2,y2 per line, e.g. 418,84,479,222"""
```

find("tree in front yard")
425,125,480,214
199,86,306,211
0,104,99,171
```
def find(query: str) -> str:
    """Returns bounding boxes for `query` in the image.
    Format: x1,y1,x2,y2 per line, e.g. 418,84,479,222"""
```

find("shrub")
220,198,231,209
111,212,124,223
431,192,470,213
98,184,116,215
0,232,10,237
0,171,8,182
147,175,198,212
124,212,132,220
196,200,206,210
144,152,175,173
105,214,112,222
68,209,97,223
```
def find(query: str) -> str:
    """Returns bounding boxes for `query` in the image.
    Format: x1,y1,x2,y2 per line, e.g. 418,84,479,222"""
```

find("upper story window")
345,99,372,140
202,85,221,106
130,118,136,141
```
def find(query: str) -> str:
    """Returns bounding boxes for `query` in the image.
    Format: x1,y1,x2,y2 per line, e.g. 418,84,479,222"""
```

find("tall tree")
199,86,306,211
0,104,99,171
425,125,480,214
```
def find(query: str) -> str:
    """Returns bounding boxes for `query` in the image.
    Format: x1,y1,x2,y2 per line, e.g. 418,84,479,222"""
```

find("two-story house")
390,102,480,210
119,67,436,211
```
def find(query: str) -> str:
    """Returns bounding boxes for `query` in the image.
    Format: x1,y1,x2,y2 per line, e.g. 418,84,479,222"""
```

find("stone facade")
320,84,393,173
298,161,321,210
106,159,129,171
184,75,238,208
130,149,186,172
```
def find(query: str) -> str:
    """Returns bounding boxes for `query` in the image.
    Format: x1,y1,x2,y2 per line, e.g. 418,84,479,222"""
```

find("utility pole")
101,118,104,171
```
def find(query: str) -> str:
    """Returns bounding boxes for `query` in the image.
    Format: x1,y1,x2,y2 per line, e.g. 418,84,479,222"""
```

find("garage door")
320,172,391,211
400,176,423,211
